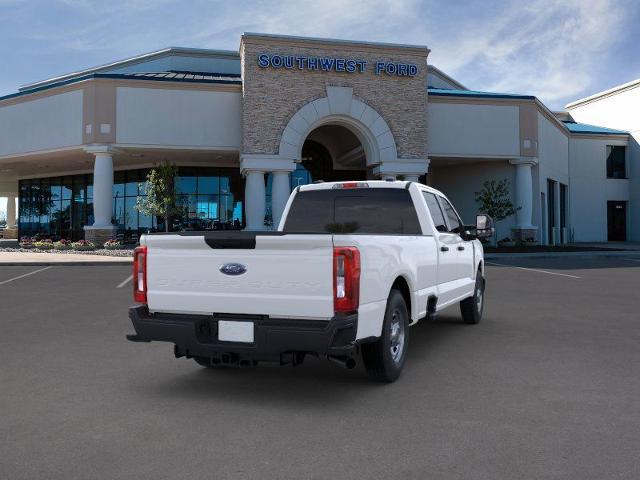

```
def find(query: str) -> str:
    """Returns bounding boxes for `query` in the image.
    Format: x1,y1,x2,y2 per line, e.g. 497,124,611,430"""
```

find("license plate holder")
217,320,254,343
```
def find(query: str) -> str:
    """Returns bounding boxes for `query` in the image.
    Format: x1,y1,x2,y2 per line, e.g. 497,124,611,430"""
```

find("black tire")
460,269,484,324
362,289,410,382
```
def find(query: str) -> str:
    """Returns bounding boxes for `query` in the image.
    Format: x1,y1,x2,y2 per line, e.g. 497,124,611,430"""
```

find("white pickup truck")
127,180,494,382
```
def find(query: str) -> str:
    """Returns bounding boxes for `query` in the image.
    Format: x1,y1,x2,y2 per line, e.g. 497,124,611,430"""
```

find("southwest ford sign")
257,54,418,77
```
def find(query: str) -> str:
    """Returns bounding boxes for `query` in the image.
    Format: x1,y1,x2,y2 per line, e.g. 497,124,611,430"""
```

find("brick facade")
240,35,429,160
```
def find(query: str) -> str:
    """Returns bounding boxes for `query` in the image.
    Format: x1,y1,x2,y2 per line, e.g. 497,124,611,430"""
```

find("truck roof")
297,180,445,196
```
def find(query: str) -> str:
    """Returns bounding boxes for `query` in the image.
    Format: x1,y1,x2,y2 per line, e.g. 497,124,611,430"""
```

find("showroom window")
173,167,244,231
606,145,626,179
18,167,245,241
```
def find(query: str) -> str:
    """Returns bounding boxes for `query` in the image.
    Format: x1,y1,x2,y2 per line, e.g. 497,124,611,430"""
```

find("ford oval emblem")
219,263,247,276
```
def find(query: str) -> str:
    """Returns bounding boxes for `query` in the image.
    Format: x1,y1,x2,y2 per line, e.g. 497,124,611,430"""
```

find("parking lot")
1,256,639,479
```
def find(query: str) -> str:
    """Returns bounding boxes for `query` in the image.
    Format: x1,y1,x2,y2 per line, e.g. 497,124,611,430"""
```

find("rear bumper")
127,305,359,363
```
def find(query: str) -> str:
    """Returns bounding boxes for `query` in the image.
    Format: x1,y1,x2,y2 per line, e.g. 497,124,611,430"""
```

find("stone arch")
278,86,398,167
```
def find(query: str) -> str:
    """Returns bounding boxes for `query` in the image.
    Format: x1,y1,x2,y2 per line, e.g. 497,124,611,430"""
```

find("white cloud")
3,0,635,109
427,0,628,107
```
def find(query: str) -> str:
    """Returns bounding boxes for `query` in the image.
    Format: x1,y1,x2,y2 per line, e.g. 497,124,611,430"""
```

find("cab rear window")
283,188,421,234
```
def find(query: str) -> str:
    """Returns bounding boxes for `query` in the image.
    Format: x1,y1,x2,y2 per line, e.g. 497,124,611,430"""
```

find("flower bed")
0,246,134,257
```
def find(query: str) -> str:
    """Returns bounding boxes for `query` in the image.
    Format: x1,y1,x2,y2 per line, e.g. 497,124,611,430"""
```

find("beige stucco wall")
0,90,83,157
116,86,242,148
427,101,520,157
240,35,429,160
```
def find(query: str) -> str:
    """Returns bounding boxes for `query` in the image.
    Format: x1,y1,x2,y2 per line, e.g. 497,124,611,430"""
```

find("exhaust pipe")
327,355,357,369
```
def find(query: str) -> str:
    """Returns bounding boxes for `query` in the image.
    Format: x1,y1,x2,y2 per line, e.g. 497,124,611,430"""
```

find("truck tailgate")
144,233,334,319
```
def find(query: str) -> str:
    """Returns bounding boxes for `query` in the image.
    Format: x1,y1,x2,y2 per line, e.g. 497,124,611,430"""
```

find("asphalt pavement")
1,257,639,479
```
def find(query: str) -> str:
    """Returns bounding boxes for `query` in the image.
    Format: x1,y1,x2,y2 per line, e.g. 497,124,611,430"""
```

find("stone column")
510,158,538,242
84,146,117,245
271,171,291,229
241,154,295,231
6,195,16,228
2,195,18,240
244,170,266,230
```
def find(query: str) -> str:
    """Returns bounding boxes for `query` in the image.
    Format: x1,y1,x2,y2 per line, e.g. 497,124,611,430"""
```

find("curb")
485,251,640,260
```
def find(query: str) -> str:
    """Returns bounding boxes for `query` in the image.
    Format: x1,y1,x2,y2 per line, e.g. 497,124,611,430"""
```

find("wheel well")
391,276,411,317
477,260,484,276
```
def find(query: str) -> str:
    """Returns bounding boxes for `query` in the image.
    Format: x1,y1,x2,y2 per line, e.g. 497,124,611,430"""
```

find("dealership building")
0,33,637,244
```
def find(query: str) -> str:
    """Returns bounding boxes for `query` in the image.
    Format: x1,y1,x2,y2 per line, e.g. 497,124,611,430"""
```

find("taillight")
333,247,361,314
133,246,147,303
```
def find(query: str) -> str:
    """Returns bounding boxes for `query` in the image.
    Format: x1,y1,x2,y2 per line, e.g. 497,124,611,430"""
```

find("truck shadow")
137,315,468,408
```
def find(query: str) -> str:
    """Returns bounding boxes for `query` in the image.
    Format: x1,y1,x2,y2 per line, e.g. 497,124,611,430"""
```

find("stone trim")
241,32,430,56
240,154,295,174
278,86,398,166
509,157,539,166
373,159,430,177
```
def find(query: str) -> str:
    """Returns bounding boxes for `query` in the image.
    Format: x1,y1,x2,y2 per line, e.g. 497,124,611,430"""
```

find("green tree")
136,161,182,232
474,179,519,243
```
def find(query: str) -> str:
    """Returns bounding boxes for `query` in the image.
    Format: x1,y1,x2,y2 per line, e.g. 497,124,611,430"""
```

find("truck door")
437,196,476,288
422,192,460,305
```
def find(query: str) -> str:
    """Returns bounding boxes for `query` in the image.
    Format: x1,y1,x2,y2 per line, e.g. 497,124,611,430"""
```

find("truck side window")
422,192,448,233
438,196,463,234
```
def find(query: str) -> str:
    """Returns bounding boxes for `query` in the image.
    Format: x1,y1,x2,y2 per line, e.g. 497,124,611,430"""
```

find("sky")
1,0,640,214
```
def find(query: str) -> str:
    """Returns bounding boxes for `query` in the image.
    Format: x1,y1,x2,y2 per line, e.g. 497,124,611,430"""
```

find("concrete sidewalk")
0,251,132,266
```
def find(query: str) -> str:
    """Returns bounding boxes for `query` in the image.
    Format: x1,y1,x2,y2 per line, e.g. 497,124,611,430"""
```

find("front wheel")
362,289,409,382
460,269,485,324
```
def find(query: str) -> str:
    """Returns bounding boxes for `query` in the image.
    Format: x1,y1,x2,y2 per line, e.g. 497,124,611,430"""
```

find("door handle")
457,246,465,251
440,246,449,252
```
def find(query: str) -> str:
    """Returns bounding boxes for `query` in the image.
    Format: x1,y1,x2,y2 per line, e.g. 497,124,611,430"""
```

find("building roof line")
2,72,242,103
428,88,630,139
565,78,640,109
427,66,467,90
562,120,628,135
19,47,240,92
428,87,535,100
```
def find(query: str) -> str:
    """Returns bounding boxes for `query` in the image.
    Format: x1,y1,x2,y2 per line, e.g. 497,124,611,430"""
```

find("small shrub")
19,236,34,249
33,239,54,250
71,240,96,251
54,239,73,250
103,239,123,250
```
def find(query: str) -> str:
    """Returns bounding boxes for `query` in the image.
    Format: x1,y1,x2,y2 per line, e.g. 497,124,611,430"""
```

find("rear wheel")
460,269,484,324
362,289,409,382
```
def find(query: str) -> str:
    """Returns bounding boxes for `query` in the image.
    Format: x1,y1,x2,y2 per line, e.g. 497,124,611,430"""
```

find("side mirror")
475,214,495,240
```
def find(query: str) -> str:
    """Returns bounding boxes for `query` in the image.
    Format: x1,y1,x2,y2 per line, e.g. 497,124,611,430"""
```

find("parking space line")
117,275,133,289
485,261,581,279
0,266,53,286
